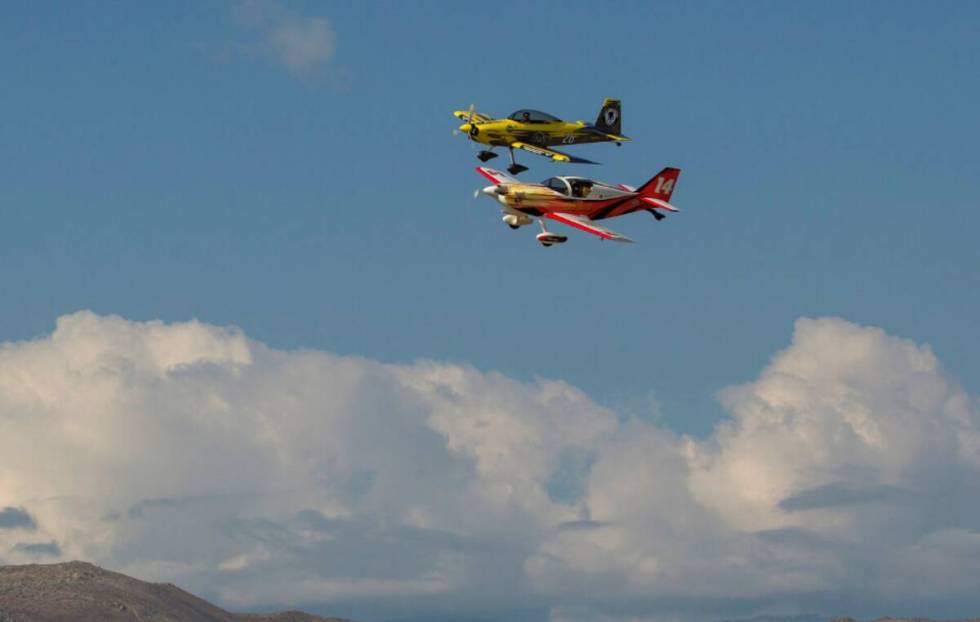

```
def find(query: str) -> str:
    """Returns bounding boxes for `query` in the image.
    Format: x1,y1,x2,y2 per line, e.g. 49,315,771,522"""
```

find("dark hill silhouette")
0,561,350,622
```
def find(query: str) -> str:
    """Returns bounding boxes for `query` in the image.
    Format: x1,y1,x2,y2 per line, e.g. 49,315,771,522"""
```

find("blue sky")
2,1,979,434
2,2,980,620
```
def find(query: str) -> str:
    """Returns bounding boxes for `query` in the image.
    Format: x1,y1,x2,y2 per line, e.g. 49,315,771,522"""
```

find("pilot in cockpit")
571,180,593,198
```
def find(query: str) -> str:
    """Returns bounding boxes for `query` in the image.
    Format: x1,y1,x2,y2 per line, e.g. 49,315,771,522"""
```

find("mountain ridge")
0,561,350,622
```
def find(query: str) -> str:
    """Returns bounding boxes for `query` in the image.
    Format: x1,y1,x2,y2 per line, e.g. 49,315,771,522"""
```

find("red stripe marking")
475,167,502,185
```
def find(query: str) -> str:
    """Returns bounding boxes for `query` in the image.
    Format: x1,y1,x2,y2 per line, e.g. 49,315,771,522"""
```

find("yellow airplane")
453,99,630,174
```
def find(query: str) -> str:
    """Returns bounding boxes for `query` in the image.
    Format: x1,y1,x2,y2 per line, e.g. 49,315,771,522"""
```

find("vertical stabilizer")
594,99,622,136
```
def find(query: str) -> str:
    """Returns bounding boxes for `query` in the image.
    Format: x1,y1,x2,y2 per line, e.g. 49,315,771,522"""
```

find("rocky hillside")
0,561,349,622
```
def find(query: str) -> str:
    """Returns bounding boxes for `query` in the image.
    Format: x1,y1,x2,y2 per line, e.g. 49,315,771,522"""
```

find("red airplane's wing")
475,167,520,186
545,212,633,243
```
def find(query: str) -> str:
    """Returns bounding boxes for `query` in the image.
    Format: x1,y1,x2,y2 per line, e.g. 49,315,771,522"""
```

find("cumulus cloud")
233,0,336,79
1,312,979,620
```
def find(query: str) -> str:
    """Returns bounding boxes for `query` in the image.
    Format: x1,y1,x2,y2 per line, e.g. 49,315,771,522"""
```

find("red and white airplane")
475,166,681,246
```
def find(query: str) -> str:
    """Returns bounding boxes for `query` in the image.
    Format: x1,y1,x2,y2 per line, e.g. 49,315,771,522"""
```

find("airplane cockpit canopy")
508,109,561,123
542,176,594,198
543,177,570,195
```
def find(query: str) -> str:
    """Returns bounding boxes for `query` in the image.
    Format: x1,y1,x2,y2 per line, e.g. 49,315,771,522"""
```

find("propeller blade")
454,105,475,138
466,104,477,140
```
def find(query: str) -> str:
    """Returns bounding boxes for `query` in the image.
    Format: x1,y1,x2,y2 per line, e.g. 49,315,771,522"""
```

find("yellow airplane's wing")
511,142,598,164
453,109,493,124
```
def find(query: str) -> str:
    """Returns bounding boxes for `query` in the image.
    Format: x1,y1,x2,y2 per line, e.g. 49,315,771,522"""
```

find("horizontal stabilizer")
582,126,631,142
639,197,680,212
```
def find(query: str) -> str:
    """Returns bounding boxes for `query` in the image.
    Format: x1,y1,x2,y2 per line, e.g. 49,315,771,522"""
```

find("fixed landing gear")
477,150,498,162
508,224,519,230
506,147,528,175
535,219,567,247
647,209,666,221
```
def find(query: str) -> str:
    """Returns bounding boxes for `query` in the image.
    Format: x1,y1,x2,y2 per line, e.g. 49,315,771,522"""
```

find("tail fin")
637,168,680,200
594,98,622,136
636,167,681,212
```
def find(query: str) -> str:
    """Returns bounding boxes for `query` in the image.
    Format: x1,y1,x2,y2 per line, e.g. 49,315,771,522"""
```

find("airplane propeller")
474,185,507,199
453,103,477,137
467,103,476,134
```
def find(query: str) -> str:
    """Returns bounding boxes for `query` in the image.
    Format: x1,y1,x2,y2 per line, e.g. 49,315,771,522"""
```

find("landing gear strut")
647,209,666,221
507,147,528,175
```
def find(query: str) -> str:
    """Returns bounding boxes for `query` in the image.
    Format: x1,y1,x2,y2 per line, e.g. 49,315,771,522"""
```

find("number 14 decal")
654,177,675,195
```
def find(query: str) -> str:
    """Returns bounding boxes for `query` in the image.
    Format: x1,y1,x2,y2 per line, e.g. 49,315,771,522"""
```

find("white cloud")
234,1,336,79
1,312,979,619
